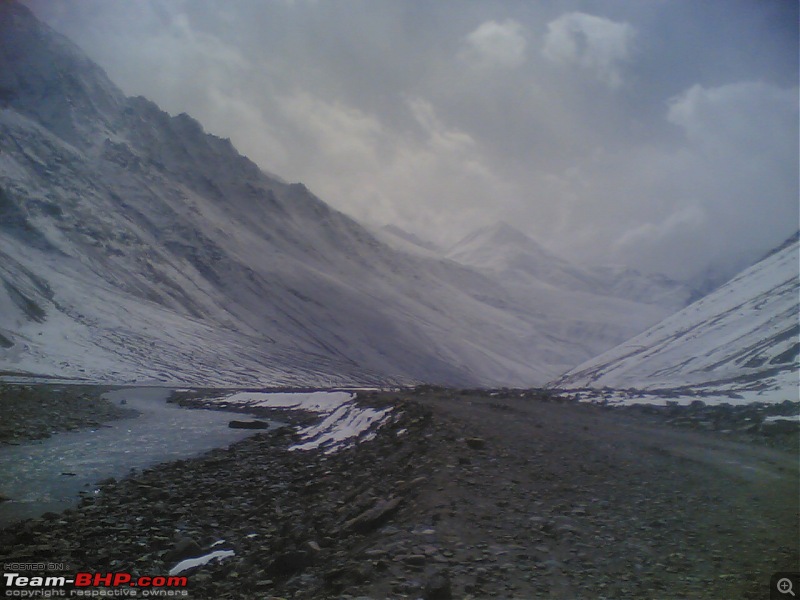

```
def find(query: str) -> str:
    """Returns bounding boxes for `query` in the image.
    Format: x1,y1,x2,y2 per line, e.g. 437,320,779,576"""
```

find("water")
0,388,270,526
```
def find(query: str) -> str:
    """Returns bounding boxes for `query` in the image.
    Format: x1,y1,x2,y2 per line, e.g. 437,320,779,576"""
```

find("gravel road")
1,387,797,599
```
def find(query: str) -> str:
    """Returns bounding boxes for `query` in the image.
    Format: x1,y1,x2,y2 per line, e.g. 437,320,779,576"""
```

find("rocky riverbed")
0,387,797,599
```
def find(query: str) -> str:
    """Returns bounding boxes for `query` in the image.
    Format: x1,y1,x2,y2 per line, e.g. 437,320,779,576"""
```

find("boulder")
343,497,403,534
165,537,203,562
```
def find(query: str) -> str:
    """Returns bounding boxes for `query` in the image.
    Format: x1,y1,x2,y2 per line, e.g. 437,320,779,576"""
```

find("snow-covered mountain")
446,222,694,308
0,2,690,387
441,222,695,365
372,225,443,259
552,234,799,402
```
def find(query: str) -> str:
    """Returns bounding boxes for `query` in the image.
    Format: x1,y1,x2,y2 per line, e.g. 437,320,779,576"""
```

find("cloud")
572,80,799,281
274,92,515,236
23,0,799,283
612,206,707,264
461,19,527,69
667,81,798,154
543,12,635,87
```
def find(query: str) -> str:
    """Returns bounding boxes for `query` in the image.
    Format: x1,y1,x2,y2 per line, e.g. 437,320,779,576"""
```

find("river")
0,387,270,526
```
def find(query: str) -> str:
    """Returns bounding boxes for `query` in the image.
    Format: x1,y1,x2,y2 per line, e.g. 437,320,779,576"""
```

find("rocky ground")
0,387,797,599
0,383,136,444
599,396,800,453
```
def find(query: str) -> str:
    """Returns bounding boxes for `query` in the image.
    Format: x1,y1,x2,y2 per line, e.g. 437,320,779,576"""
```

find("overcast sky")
25,0,799,283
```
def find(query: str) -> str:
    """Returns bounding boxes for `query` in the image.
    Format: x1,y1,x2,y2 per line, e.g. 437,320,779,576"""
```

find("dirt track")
390,390,799,599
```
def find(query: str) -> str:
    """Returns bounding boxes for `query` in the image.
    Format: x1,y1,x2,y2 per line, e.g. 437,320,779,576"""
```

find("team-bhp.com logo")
3,572,188,597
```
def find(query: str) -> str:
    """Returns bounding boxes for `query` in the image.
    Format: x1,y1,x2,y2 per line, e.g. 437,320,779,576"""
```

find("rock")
228,420,270,429
268,550,314,576
465,437,486,450
165,537,203,563
761,419,800,435
402,554,426,566
424,571,452,599
343,497,403,533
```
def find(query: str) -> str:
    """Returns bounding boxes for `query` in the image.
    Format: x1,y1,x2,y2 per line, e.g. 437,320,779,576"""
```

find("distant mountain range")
553,233,799,402
0,1,750,389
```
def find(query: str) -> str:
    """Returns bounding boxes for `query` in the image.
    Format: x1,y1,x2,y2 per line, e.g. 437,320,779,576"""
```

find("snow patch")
210,391,393,453
219,391,354,413
764,414,800,423
290,404,392,453
565,372,798,407
169,550,235,576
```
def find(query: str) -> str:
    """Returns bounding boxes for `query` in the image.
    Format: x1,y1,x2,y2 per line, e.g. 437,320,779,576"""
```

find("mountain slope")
552,234,799,400
0,2,534,386
0,2,690,387
446,221,694,308
376,224,443,258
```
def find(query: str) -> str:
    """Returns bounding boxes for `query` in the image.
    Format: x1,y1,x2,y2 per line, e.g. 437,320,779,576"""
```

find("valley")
0,4,797,598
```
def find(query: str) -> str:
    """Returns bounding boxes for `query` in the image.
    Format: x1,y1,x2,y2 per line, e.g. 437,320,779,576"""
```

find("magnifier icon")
778,578,796,596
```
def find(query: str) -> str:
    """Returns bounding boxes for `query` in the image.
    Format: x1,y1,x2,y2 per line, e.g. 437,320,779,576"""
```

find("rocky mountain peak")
0,1,125,146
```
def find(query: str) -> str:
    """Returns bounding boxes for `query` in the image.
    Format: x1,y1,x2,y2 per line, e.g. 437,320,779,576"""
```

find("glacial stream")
0,388,270,526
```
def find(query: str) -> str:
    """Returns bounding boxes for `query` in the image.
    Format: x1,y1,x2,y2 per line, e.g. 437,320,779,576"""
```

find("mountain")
446,221,694,308
373,224,443,259
0,2,690,387
381,225,442,253
552,234,799,401
442,222,695,366
447,222,583,287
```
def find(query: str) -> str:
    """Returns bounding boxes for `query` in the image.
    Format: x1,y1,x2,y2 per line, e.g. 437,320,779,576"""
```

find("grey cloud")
23,0,799,282
543,12,635,88
460,19,527,69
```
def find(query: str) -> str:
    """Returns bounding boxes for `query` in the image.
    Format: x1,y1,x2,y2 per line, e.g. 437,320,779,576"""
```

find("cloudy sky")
25,0,799,284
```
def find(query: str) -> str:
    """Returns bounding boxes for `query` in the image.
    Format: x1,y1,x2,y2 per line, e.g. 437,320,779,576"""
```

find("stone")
402,554,426,566
761,419,800,435
465,437,486,450
165,537,202,562
268,550,314,576
424,571,452,599
343,497,403,533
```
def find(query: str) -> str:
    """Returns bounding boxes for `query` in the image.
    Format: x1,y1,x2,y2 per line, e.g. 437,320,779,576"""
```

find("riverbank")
0,384,136,444
1,388,797,599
